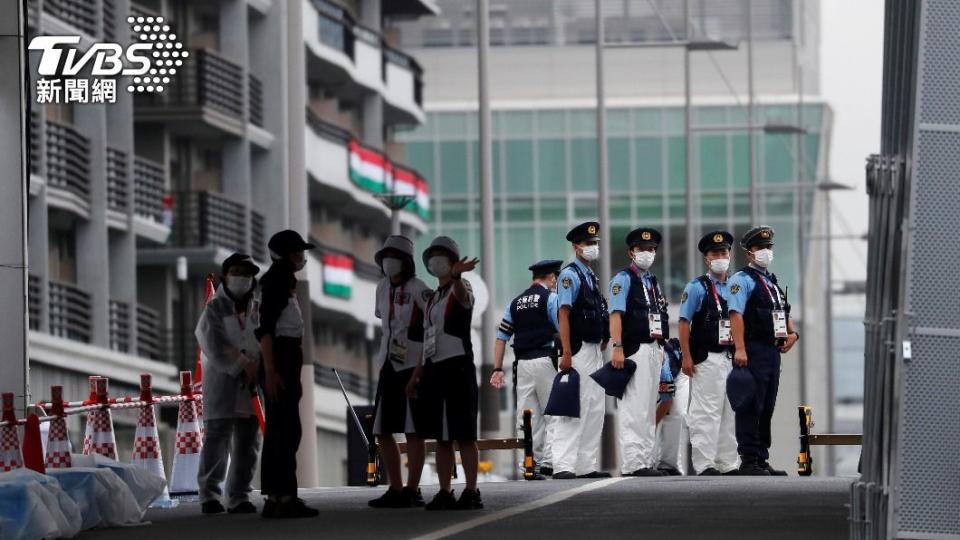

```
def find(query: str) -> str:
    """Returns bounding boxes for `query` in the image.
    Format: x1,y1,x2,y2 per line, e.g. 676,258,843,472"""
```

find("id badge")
423,327,437,359
649,313,663,339
772,310,788,338
718,319,732,345
389,339,407,363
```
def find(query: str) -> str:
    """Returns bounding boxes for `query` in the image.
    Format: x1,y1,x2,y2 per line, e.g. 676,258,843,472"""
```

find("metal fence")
45,121,91,204
48,281,92,344
133,156,166,223
106,147,129,212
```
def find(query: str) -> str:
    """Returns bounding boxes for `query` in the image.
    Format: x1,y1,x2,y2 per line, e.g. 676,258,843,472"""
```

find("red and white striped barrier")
168,372,203,496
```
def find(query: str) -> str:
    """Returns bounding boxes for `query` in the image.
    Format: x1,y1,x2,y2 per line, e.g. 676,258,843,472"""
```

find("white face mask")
226,276,253,297
580,245,600,261
709,258,730,274
633,250,656,270
427,256,451,278
382,257,404,278
753,249,774,268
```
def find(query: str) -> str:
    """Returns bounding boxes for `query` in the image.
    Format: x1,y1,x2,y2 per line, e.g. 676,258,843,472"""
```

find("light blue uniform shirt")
608,265,655,314
658,357,673,403
557,258,596,308
727,264,781,315
679,273,730,321
496,284,560,343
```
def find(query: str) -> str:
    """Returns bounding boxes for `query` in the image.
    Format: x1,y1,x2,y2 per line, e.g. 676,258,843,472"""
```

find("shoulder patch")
680,291,688,303
562,277,573,289
421,289,433,302
612,283,622,296
730,283,741,295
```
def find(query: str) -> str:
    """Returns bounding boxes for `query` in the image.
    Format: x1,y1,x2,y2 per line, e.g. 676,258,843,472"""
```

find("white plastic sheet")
85,454,167,513
0,469,81,540
47,466,143,529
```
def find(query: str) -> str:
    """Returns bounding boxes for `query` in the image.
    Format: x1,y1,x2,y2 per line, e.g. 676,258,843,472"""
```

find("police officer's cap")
544,369,581,418
221,253,260,276
726,367,757,414
626,227,662,248
529,259,563,277
589,359,637,400
698,230,734,254
422,235,461,267
375,235,414,266
566,221,600,243
268,230,315,260
740,226,776,249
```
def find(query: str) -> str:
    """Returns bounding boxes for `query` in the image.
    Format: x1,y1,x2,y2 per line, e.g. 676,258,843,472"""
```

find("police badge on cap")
740,226,776,249
625,227,662,248
698,230,734,254
566,221,601,243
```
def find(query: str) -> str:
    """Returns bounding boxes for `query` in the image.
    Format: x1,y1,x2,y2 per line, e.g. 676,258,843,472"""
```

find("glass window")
610,197,631,221
574,196,598,219
439,141,469,195
537,139,566,193
696,106,727,127
762,134,795,184
504,140,534,193
701,193,729,219
570,138,597,191
633,108,661,135
667,136,686,193
504,198,535,221
699,135,728,190
440,200,469,224
436,113,468,139
539,196,567,222
635,193,664,222
405,142,434,185
634,137,663,192
502,111,534,138
568,110,596,137
608,137,631,194
607,108,631,136
731,135,750,189
536,110,565,135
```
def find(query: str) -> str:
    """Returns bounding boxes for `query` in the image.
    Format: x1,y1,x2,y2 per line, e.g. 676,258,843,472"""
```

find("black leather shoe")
577,471,612,479
698,468,722,476
369,488,408,508
455,488,484,510
201,500,225,515
628,468,664,477
261,500,276,518
228,501,257,514
760,461,788,476
552,471,577,480
539,466,554,477
657,466,683,476
722,469,740,476
425,489,458,511
273,499,319,519
403,487,425,507
738,456,771,476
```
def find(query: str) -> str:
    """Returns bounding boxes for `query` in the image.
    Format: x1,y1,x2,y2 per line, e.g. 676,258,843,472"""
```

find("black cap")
740,226,775,249
221,253,260,276
268,230,316,260
626,227,662,248
698,230,734,254
529,259,563,277
566,221,600,243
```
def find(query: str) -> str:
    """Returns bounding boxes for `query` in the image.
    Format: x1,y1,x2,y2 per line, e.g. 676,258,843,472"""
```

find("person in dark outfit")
255,230,319,518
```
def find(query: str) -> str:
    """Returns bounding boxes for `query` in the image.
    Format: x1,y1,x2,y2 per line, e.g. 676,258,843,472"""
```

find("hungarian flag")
322,254,354,299
348,140,390,193
393,166,431,219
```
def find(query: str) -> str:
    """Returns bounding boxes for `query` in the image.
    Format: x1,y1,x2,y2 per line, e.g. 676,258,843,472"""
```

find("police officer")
368,235,430,508
490,259,562,479
609,227,669,477
406,236,483,510
678,231,740,476
256,230,319,518
552,222,610,479
727,226,799,476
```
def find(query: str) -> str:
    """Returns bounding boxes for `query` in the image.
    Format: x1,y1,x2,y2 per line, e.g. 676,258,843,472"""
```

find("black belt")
515,348,556,360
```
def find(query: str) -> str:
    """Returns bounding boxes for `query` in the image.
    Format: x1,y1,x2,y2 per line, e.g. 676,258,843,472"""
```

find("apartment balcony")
382,0,439,17
108,300,132,354
106,147,130,229
48,280,92,344
132,156,171,244
135,48,247,137
305,241,380,329
305,110,428,234
303,0,425,125
248,73,264,129
45,120,92,218
314,359,372,399
41,0,98,40
28,275,42,331
136,304,168,363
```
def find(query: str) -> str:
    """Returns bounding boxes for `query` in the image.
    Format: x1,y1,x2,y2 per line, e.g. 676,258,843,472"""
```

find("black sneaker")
403,487,425,508
201,500,225,515
738,456,771,476
455,488,484,510
425,489,458,511
577,471,612,479
698,468,722,476
628,468,664,477
657,466,683,476
552,471,577,480
722,469,740,476
273,498,319,519
261,500,277,518
368,488,408,509
228,501,257,514
539,466,554,476
760,461,788,476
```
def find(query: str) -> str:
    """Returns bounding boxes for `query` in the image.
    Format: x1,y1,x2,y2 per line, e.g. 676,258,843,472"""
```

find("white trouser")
552,343,604,475
618,342,662,474
657,371,689,471
516,356,557,469
688,351,740,474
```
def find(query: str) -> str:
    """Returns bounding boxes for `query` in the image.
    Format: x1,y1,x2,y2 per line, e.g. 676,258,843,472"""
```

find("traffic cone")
82,377,118,460
45,385,72,469
169,371,203,496
0,393,23,472
22,414,45,474
193,275,216,439
132,374,176,507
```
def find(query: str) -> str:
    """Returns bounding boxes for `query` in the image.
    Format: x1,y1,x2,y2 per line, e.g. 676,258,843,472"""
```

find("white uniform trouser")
516,356,557,469
618,342,662,474
688,351,740,473
552,343,604,475
657,371,689,471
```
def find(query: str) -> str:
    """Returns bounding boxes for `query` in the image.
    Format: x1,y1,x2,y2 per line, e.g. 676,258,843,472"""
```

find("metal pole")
823,189,836,477
596,0,610,287
793,0,810,468
390,210,401,235
746,0,757,224
477,0,499,435
684,0,696,278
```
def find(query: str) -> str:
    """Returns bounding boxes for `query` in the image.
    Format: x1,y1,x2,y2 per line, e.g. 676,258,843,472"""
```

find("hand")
406,368,423,399
779,333,799,354
489,370,505,389
733,348,748,368
681,355,695,377
263,368,285,402
241,357,258,384
559,352,572,372
451,257,480,278
611,347,625,369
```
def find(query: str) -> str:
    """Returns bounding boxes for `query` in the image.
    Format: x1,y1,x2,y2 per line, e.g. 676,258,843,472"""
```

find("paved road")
83,476,853,540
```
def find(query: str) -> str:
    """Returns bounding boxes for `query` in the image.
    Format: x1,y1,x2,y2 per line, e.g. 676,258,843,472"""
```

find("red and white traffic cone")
169,371,203,496
82,377,118,460
45,385,72,469
0,393,23,472
132,374,176,507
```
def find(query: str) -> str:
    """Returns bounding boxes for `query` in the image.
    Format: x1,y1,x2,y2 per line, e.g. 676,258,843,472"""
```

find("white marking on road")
411,478,628,540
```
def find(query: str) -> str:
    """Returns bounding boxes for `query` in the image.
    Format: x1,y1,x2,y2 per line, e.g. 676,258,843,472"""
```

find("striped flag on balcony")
322,253,354,299
393,167,431,219
348,140,390,193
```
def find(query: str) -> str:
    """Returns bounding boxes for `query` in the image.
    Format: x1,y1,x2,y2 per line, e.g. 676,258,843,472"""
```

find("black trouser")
260,336,303,497
734,341,781,461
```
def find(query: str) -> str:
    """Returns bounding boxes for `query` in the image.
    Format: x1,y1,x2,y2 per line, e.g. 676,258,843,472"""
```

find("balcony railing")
45,121,91,204
109,300,131,353
28,275,42,331
43,0,98,38
106,147,129,212
30,111,41,176
172,191,248,254
315,365,370,397
248,73,264,128
383,44,424,107
312,0,355,57
48,281,92,343
136,304,167,362
27,0,39,29
251,210,267,262
142,48,245,120
134,156,166,223
102,0,117,42
310,237,382,282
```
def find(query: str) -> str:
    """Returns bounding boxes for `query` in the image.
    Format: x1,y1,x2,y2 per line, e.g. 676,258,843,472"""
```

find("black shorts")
372,362,415,436
412,355,478,442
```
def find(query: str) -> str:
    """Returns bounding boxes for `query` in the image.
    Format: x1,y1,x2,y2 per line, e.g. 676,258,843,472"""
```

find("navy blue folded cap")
726,366,757,413
589,359,637,400
544,369,580,418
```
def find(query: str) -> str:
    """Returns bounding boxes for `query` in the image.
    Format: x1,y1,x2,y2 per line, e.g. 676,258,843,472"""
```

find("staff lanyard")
705,276,725,316
753,271,782,309
631,265,658,308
